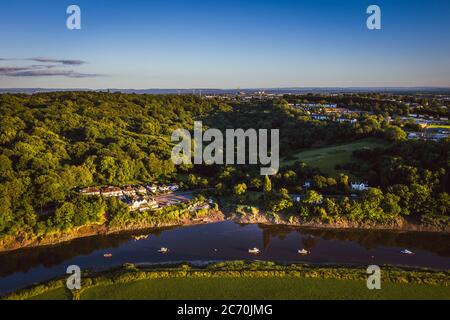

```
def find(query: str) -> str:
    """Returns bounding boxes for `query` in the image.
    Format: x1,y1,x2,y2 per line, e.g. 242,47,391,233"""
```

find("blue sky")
0,0,450,88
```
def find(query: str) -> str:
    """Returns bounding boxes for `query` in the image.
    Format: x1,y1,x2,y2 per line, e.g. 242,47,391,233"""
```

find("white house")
101,186,123,197
139,200,159,212
148,199,159,209
159,185,170,193
79,187,101,196
130,197,148,210
136,186,147,194
147,185,158,193
122,186,136,196
168,184,179,192
351,183,369,191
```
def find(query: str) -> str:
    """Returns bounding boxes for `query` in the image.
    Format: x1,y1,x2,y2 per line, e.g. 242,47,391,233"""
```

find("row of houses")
311,114,358,124
350,183,370,191
79,183,180,197
299,103,338,109
408,131,449,141
122,195,159,212
303,181,369,191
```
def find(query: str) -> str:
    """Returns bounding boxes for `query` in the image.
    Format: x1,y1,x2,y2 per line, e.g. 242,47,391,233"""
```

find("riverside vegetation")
0,93,449,251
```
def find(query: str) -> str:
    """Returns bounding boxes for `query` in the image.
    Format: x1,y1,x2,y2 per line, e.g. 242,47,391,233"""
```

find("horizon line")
1,86,450,91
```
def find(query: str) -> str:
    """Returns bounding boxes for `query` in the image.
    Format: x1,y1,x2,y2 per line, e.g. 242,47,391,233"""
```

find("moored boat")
133,235,148,241
158,247,169,254
298,249,310,255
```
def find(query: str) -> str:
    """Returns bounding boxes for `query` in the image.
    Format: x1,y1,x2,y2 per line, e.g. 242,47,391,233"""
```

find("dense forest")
0,92,448,245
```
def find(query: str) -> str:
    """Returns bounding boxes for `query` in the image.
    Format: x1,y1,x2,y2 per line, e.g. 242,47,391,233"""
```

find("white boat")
158,247,169,254
103,253,113,258
401,249,415,255
133,235,148,241
248,248,260,254
298,249,310,255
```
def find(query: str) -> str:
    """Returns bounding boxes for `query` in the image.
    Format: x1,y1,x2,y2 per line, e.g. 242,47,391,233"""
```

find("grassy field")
427,125,450,130
29,287,71,300
281,138,388,177
7,261,447,301
29,277,450,300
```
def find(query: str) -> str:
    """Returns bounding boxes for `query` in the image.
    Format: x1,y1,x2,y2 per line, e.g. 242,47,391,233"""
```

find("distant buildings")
351,183,369,191
312,115,327,121
122,186,136,196
407,129,449,141
79,187,101,196
100,186,123,197
336,118,357,124
302,103,337,108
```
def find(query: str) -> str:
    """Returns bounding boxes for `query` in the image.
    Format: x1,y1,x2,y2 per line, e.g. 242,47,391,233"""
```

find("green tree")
250,178,262,190
54,202,76,230
384,126,407,141
263,175,272,193
303,190,323,205
233,183,247,196
339,174,350,193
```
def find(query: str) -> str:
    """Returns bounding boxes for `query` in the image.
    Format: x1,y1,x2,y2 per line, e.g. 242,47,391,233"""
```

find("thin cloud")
29,57,86,65
0,66,103,78
29,64,58,69
0,57,102,78
0,67,30,73
8,70,102,78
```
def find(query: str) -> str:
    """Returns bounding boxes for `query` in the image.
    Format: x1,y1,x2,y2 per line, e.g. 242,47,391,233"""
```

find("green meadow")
427,125,450,130
29,277,450,300
5,261,445,301
281,138,388,176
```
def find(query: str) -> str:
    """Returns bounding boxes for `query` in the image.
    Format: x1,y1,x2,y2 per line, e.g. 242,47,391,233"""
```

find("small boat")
158,247,169,254
248,248,260,254
103,253,113,258
401,249,415,255
298,249,310,256
133,235,148,241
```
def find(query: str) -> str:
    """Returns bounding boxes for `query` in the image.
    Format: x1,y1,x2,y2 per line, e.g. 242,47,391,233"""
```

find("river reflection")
0,221,449,293
258,224,450,257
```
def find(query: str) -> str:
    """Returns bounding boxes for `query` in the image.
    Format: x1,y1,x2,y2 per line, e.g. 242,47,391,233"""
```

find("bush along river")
0,221,449,294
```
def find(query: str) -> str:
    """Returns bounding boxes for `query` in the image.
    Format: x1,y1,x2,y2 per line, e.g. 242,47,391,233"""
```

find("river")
0,221,449,294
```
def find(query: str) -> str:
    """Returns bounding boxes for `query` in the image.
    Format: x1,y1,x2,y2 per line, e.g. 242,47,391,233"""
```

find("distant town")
202,91,450,141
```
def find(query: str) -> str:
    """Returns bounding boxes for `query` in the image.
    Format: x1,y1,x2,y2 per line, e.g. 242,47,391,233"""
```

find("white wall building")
351,183,369,191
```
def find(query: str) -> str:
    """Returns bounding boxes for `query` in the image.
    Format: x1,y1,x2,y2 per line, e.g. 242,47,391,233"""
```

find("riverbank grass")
5,261,448,301
81,277,450,300
28,277,450,300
